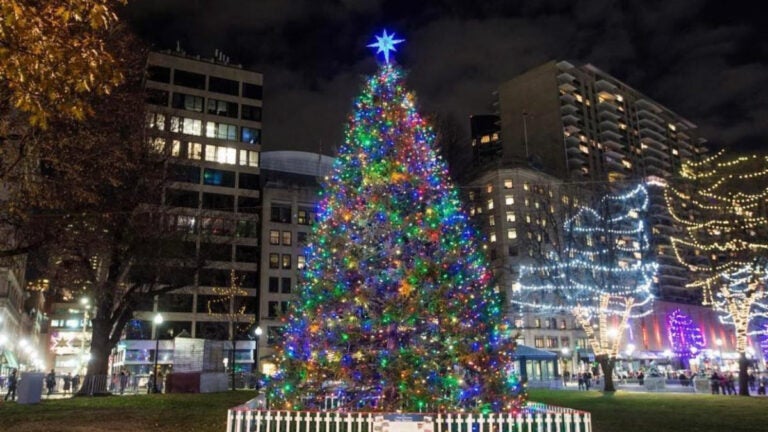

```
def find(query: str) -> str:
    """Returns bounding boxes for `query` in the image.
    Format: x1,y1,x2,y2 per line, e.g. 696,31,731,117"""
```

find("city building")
257,150,334,376
126,49,263,372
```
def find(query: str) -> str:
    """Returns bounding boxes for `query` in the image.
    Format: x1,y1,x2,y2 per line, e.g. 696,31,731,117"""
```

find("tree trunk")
76,318,115,396
231,338,237,391
738,352,750,396
596,354,616,392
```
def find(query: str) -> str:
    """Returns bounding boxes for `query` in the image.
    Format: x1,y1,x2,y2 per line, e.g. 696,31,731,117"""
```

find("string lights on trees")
666,309,706,367
269,31,525,413
665,150,768,396
513,184,657,392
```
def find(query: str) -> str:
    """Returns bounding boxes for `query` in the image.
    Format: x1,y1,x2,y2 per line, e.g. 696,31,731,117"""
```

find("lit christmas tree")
665,150,768,395
513,184,657,392
270,31,524,413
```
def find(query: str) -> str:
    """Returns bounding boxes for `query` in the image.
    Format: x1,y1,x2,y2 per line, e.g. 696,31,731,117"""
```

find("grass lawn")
1,390,767,432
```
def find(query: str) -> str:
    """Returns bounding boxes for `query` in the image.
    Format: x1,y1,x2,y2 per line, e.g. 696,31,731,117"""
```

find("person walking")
119,370,128,395
45,369,56,396
72,374,80,393
4,369,17,401
63,373,73,395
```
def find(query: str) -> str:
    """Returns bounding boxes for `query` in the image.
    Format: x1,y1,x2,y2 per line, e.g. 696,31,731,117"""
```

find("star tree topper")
367,29,404,64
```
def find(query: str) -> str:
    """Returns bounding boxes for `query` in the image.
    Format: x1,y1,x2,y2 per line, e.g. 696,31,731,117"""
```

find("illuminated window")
487,199,494,210
506,212,515,223
507,229,517,240
281,254,292,269
206,122,238,141
269,253,279,269
282,231,292,246
188,142,202,160
171,140,181,157
486,184,493,193
297,255,307,269
481,135,490,144
489,215,495,227
239,150,259,167
490,233,497,243
505,195,514,205
523,182,530,191
269,230,280,245
504,179,513,189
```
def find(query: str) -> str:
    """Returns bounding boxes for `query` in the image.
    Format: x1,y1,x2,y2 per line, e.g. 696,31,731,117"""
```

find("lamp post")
560,347,570,385
253,326,263,388
152,313,163,393
79,297,91,375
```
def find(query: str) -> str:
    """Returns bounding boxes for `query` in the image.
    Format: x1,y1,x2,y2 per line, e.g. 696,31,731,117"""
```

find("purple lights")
667,309,706,358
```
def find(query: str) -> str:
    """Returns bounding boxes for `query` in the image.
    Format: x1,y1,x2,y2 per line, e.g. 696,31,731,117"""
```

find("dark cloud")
122,0,767,155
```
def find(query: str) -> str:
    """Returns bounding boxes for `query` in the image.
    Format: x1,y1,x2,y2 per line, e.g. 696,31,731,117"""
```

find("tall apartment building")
257,151,333,376
128,50,263,370
476,60,708,303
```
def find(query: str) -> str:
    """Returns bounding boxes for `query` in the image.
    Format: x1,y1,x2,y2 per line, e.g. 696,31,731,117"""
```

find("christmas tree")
513,184,657,392
270,31,524,413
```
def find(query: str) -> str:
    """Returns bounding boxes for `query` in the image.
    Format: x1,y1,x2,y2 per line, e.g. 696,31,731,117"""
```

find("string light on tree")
513,184,657,393
665,150,768,396
666,309,706,366
269,31,525,413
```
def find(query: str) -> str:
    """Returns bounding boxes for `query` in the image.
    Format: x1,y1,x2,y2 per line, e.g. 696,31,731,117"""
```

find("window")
297,231,308,244
207,98,238,118
524,182,530,191
507,229,517,239
236,219,258,238
504,179,513,189
146,112,166,130
203,168,235,187
269,230,280,245
268,277,279,293
200,243,232,261
505,195,514,206
188,142,203,159
534,337,545,348
241,104,262,121
241,127,261,144
170,116,202,136
168,214,196,234
237,197,260,214
147,65,171,83
269,253,279,269
282,231,292,246
281,254,292,269
236,245,259,262
238,173,260,190
166,189,198,208
560,320,567,330
200,217,233,236
168,164,200,183
486,184,493,193
489,233,496,243
271,205,291,223
561,337,570,348
146,88,169,106
173,70,205,89
242,83,263,100
206,122,237,140
171,140,181,157
239,150,259,167
534,318,541,328
267,326,285,344
506,212,515,223
297,255,306,270
202,193,234,211
209,76,239,96
297,207,312,225
487,199,494,210
489,215,495,227
172,92,204,112
268,301,289,318
281,277,292,294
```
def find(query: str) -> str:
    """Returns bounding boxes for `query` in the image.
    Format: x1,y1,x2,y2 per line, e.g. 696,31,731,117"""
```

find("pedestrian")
4,369,17,401
577,373,585,390
63,373,72,395
710,371,720,395
45,369,56,396
72,374,80,393
637,371,645,386
119,370,128,395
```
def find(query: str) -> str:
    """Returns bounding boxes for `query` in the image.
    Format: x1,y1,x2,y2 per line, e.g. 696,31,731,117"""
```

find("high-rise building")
128,49,263,370
476,60,709,303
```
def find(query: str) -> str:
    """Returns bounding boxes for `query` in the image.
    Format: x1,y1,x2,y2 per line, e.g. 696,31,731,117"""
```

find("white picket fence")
226,404,591,432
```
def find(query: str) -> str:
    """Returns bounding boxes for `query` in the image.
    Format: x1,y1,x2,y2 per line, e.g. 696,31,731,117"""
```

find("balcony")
641,143,668,159
561,102,579,115
560,93,576,105
598,108,621,121
599,119,620,132
562,113,581,126
602,138,623,151
635,99,661,113
599,128,623,141
637,108,664,124
640,135,669,151
595,79,618,93
639,125,666,142
559,82,577,93
563,125,581,136
604,156,624,170
605,148,624,160
557,70,576,84
566,144,583,155
638,118,666,134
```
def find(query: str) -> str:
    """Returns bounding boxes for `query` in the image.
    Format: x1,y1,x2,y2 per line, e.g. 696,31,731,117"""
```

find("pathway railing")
226,404,591,432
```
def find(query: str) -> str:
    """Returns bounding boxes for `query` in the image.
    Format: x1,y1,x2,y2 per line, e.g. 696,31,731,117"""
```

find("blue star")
367,30,404,64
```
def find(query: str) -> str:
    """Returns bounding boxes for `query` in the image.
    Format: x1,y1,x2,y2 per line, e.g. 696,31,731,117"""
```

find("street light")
152,313,163,393
560,347,570,384
79,298,91,375
253,326,263,388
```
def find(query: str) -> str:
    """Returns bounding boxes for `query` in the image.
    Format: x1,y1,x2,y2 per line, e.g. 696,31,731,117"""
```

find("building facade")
130,49,263,356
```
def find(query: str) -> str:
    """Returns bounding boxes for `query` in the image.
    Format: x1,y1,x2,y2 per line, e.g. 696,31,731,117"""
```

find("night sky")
121,0,768,156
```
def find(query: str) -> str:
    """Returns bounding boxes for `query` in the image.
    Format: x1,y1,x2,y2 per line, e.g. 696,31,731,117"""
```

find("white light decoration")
665,150,768,354
513,184,657,361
